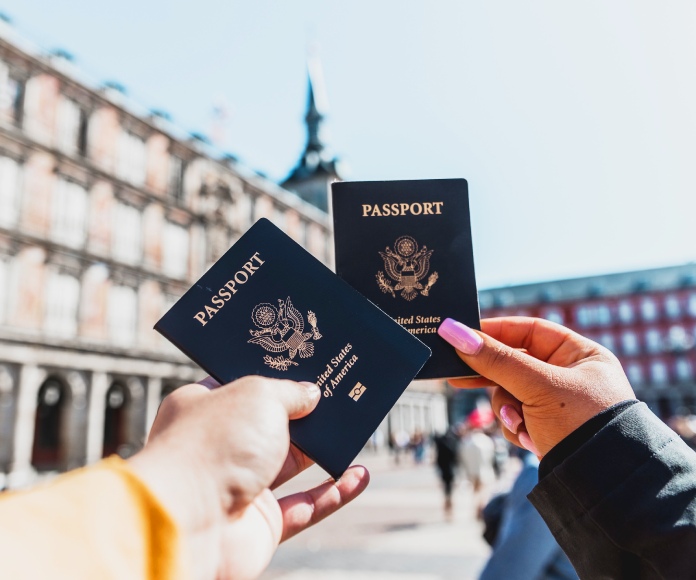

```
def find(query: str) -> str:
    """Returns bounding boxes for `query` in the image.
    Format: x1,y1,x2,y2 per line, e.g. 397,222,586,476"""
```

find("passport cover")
331,178,480,379
154,218,431,479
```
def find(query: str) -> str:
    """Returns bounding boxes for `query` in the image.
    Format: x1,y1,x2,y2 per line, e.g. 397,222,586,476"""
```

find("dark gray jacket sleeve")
529,402,696,580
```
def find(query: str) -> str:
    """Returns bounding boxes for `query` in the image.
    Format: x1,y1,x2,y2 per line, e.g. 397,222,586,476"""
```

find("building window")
575,306,592,328
650,361,669,386
575,303,611,328
641,298,658,322
664,295,682,320
540,307,564,325
52,178,88,248
596,304,611,326
626,363,644,386
168,155,185,202
675,359,694,383
618,300,634,324
598,333,615,353
667,325,692,352
163,222,189,279
112,203,142,265
575,305,592,327
621,331,640,356
688,294,696,318
44,271,80,338
0,155,22,227
108,285,137,346
645,329,663,354
272,206,287,231
0,62,25,127
117,130,147,186
56,97,86,156
0,258,7,325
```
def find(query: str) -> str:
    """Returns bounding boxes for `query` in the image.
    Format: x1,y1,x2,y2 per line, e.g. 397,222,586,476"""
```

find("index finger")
481,317,597,366
272,444,314,489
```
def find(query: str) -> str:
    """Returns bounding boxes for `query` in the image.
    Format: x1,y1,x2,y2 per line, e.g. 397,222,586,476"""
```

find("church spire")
305,51,328,155
282,47,343,212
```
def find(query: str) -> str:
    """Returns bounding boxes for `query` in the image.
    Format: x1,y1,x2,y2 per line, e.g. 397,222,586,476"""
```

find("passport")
331,178,480,379
154,218,431,479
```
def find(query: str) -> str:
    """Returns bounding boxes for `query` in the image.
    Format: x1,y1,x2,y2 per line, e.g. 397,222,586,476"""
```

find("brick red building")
478,263,696,419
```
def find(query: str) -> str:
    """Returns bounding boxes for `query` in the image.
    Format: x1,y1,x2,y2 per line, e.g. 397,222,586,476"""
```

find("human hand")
438,316,636,457
128,376,370,580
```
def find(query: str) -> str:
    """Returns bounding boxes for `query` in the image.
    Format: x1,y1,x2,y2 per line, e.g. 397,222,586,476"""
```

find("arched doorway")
102,382,130,457
31,377,68,471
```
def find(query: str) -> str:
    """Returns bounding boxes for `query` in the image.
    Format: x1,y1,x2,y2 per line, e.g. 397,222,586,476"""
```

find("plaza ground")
263,449,517,580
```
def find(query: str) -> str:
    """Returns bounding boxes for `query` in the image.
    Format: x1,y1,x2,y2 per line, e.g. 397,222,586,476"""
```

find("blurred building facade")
0,25,446,487
0,28,337,488
471,264,696,420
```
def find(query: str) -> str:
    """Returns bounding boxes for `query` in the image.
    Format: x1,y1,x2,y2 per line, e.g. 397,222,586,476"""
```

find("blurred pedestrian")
410,429,426,464
488,428,510,479
392,428,411,465
459,408,496,516
434,426,460,516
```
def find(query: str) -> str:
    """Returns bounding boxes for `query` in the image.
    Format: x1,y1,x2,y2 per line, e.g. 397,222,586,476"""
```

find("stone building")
0,23,448,487
0,24,332,489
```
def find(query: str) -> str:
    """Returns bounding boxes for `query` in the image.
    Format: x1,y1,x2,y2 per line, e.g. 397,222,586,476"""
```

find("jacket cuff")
538,399,638,480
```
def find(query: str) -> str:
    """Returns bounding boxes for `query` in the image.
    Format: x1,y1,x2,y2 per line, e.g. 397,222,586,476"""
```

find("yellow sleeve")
0,456,187,580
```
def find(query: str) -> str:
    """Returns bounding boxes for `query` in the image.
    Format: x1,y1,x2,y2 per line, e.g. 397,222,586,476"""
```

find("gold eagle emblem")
248,297,322,371
377,236,438,301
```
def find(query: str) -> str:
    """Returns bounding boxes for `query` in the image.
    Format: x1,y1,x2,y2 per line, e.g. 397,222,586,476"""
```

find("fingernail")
500,405,523,434
197,376,220,390
437,318,483,355
300,382,320,397
518,431,540,457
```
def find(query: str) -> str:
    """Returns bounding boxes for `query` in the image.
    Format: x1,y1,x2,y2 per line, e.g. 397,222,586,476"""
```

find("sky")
3,1,696,289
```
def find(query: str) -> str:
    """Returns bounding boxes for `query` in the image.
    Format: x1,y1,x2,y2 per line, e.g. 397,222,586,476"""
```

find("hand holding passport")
155,178,480,479
129,375,370,580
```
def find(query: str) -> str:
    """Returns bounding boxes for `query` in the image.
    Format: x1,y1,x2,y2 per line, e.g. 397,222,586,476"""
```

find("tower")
282,51,342,212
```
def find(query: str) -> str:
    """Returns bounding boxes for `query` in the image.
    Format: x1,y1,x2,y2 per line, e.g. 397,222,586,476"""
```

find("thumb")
438,318,553,403
281,381,322,419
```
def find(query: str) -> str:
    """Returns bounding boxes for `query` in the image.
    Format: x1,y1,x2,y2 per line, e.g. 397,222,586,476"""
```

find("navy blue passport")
331,179,480,380
154,218,430,479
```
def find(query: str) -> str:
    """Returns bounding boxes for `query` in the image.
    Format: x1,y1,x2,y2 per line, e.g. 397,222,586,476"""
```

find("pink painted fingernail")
437,318,483,355
197,376,220,390
518,431,540,457
500,405,523,434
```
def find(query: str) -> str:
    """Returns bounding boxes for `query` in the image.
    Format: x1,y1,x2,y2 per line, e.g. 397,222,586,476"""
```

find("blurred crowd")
380,404,696,580
384,406,577,580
